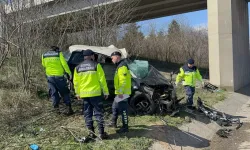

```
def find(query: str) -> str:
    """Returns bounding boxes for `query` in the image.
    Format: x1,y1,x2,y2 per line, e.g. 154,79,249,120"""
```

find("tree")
166,20,182,62
120,23,144,56
66,0,139,47
123,23,144,40
0,3,9,68
168,19,181,37
0,0,139,89
158,30,165,38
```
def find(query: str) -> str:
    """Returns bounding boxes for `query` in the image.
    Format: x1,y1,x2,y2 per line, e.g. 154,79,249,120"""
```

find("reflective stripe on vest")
43,51,59,58
80,90,101,96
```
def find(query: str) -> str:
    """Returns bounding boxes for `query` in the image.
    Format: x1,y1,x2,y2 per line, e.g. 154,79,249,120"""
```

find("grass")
161,71,227,107
0,85,226,150
0,85,227,150
0,109,155,150
176,85,226,107
0,57,228,150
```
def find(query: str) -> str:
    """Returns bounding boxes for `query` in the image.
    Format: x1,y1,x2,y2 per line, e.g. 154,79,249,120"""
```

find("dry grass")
0,57,227,150
0,89,47,139
0,56,48,140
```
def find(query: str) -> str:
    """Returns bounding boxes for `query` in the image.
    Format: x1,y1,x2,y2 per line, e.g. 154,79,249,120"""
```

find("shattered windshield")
140,65,170,86
127,60,170,86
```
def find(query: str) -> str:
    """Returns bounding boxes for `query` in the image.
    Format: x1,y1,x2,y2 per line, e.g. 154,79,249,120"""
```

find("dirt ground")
149,86,250,150
210,123,250,150
149,123,250,150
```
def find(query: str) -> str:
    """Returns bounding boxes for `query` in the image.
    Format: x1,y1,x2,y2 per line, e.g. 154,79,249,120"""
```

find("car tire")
129,91,156,115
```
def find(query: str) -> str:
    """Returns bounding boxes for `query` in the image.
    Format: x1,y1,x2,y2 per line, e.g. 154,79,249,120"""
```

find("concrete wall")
232,0,250,90
208,0,250,91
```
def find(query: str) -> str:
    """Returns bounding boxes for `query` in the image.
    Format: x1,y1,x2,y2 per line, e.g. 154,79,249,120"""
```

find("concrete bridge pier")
208,0,250,91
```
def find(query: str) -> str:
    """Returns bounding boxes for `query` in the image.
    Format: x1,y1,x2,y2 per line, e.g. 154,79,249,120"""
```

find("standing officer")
73,49,109,140
42,46,74,115
109,51,131,133
175,58,204,109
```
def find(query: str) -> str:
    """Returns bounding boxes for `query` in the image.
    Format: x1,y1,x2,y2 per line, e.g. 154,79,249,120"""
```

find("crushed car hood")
68,45,128,58
67,44,171,87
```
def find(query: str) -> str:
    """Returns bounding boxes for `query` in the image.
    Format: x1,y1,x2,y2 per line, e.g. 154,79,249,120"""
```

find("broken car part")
197,97,242,128
203,82,219,93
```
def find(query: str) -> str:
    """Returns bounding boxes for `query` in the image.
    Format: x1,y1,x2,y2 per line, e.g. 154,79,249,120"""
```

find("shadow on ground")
236,84,250,97
108,124,210,149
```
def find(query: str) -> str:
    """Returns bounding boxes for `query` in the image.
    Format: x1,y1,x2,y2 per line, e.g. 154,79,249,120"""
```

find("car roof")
68,45,128,58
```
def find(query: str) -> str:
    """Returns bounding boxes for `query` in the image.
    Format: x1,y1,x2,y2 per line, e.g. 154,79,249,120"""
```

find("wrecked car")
63,45,180,115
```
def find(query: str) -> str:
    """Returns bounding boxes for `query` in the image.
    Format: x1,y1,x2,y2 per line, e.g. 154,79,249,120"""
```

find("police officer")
73,49,109,140
42,46,74,115
109,51,131,133
175,58,204,109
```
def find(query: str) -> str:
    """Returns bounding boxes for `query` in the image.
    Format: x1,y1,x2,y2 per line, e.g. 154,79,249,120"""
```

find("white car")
63,45,179,115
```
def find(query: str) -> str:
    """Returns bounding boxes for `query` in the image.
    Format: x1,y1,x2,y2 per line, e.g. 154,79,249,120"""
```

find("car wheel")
129,91,156,115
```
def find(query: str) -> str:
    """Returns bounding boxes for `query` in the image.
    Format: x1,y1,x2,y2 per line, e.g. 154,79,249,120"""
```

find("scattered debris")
169,109,179,117
203,82,222,93
39,128,45,132
19,134,24,138
197,97,242,129
216,128,232,138
60,126,102,144
29,144,39,150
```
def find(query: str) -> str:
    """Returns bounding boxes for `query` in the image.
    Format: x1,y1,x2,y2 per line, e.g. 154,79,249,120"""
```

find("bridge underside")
5,0,250,91
7,0,207,23
131,0,207,22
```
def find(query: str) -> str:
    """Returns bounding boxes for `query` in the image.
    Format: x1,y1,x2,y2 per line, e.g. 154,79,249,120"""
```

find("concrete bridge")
4,0,250,91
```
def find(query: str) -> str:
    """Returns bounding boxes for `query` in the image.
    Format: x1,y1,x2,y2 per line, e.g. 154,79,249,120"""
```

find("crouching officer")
42,46,74,115
73,49,109,140
109,51,131,133
175,58,203,109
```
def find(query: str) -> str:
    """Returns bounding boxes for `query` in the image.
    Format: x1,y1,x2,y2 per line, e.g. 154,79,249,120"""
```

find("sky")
137,3,250,35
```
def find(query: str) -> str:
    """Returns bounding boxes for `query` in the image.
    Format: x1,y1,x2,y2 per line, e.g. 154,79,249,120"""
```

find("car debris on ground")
63,44,243,141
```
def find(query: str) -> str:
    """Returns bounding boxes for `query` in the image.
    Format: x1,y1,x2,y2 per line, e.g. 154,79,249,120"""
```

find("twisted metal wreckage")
132,74,243,139
196,96,243,138
62,45,243,142
167,83,243,138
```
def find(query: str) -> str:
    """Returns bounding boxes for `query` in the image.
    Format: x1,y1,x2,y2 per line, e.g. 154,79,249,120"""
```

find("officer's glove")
104,95,109,100
174,82,178,88
69,74,72,81
76,95,81,100
118,94,123,99
201,81,205,88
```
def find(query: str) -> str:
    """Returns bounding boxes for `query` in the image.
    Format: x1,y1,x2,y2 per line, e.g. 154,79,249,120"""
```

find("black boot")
116,127,129,133
99,132,108,140
117,110,129,133
81,127,96,143
53,105,60,114
82,132,96,143
64,104,74,116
